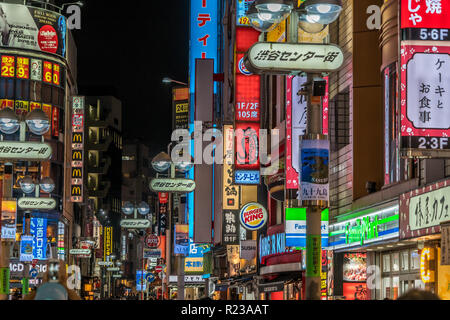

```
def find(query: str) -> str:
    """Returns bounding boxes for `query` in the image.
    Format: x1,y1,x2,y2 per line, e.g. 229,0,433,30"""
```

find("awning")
260,262,303,275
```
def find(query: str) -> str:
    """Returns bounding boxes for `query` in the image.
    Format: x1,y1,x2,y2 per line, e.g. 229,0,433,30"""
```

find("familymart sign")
328,204,399,249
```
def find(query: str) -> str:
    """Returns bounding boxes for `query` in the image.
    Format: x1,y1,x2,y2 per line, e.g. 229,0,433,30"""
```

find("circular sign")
146,273,155,283
29,268,38,279
38,25,58,54
155,265,163,273
238,57,252,75
145,234,160,248
239,203,268,231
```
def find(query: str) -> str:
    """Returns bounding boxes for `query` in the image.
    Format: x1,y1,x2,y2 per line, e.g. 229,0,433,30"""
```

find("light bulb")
258,12,273,21
267,4,282,12
317,4,332,13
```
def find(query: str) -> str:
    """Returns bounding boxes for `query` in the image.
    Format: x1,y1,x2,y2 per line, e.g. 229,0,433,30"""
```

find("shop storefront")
399,179,450,300
168,275,205,300
328,200,406,300
258,224,303,300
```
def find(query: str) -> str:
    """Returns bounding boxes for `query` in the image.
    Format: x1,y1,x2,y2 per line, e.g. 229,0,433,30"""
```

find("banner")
300,139,330,203
71,96,84,202
20,235,34,262
174,224,189,255
222,210,240,245
0,3,67,57
30,218,47,260
1,200,17,240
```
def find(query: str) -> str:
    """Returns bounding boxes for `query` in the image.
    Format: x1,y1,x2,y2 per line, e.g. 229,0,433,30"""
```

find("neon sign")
420,248,435,283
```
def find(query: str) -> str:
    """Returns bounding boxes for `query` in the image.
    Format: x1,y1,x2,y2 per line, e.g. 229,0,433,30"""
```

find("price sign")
43,61,53,84
1,56,15,78
16,57,30,79
53,64,60,86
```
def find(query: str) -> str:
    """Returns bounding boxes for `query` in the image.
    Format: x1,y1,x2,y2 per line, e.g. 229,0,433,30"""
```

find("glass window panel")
382,277,391,299
15,79,29,101
383,254,390,272
392,252,400,272
411,250,420,270
401,251,409,271
392,277,399,300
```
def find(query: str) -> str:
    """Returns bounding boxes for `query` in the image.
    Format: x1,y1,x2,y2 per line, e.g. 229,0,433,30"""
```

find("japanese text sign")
30,218,47,260
222,210,240,245
190,0,219,95
245,42,344,74
401,44,450,151
0,142,52,161
401,0,450,29
150,178,196,193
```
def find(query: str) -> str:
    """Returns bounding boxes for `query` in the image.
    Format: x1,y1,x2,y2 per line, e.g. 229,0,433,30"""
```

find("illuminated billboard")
0,3,67,57
400,43,450,155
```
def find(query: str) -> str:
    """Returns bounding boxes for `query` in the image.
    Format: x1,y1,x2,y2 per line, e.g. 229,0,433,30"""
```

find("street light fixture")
39,177,55,194
0,108,20,135
162,77,188,86
253,0,293,28
298,0,342,26
246,2,277,32
25,109,51,136
19,176,36,194
151,152,172,173
121,202,135,215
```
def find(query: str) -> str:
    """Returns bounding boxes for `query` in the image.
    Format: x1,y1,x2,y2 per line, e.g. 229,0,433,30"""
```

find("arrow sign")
29,268,38,279
146,273,155,283
244,42,344,75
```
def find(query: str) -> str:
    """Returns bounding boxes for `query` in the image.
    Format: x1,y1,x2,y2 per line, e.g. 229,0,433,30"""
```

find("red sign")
155,265,163,273
53,64,61,86
43,61,53,84
235,122,260,170
52,106,59,137
343,282,369,300
401,0,450,29
16,57,30,79
1,56,15,78
159,192,168,204
146,234,160,248
38,25,58,54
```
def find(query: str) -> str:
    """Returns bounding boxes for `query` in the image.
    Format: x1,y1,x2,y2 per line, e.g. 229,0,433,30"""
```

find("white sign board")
149,178,196,193
18,198,56,210
245,42,344,74
120,219,151,229
0,142,52,160
409,186,450,231
407,53,450,129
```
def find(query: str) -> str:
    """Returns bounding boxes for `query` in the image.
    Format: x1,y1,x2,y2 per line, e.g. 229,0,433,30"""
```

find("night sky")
68,0,190,155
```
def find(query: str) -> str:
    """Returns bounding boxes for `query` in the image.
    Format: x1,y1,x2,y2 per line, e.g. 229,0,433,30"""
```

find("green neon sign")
343,214,399,246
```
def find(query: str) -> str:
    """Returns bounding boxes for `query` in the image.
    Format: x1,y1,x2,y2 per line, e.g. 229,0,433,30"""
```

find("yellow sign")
298,26,329,44
184,257,203,273
223,125,239,210
103,227,113,260
267,19,286,42
420,248,435,283
438,248,450,300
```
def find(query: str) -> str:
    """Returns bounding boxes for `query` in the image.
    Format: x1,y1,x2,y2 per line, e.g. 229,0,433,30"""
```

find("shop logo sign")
239,203,268,231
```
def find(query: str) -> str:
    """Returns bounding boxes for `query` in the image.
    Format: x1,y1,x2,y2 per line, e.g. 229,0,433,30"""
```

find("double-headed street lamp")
245,0,343,301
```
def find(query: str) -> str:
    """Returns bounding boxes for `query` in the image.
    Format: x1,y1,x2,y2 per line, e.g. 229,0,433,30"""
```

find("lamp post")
162,77,188,86
0,108,51,300
121,201,151,300
245,0,343,300
151,145,193,301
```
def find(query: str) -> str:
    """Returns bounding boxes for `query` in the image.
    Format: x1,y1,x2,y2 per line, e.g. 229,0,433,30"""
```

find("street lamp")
19,176,36,194
0,108,20,135
39,177,55,194
245,0,343,301
25,109,51,136
162,77,188,86
151,152,172,173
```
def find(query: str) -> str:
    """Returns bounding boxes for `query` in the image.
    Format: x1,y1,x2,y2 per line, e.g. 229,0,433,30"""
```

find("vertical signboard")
30,218,47,260
20,235,34,262
174,224,189,255
103,226,113,261
0,268,9,295
223,125,240,210
236,0,255,26
222,210,240,245
235,27,261,185
172,87,189,131
401,0,450,30
57,222,65,261
1,200,17,240
71,96,84,203
189,0,219,96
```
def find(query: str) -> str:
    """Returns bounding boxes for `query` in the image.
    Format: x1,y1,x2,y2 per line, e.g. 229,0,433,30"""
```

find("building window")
382,254,390,273
401,250,409,271
329,88,350,152
411,250,420,270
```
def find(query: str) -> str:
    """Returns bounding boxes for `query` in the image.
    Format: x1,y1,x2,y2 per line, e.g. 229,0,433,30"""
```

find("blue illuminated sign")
20,235,34,262
136,270,147,291
189,0,219,95
30,218,47,261
236,0,255,26
235,170,260,185
259,232,287,265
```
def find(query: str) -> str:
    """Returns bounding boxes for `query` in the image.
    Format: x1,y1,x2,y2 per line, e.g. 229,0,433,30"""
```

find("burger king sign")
239,203,268,231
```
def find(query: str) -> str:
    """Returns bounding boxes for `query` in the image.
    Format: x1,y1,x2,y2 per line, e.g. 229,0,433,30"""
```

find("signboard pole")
303,72,328,301
0,163,14,300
